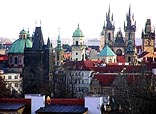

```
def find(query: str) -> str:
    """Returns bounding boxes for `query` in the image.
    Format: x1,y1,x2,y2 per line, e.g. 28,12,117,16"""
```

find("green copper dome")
73,24,84,37
9,38,32,53
20,29,27,35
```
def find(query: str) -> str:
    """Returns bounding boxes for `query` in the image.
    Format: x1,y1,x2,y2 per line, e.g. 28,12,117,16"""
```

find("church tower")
71,24,86,61
55,31,64,66
142,19,155,54
100,5,115,51
124,5,136,46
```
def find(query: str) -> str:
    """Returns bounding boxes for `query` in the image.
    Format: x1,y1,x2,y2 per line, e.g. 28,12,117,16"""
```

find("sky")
0,0,156,44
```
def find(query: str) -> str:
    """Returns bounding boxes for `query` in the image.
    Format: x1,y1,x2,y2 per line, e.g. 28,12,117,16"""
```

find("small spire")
108,4,110,16
35,20,37,27
58,27,61,40
129,4,131,17
47,37,50,47
111,13,113,21
78,23,79,29
132,13,134,21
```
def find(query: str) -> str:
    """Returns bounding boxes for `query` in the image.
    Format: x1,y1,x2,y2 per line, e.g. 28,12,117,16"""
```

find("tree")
0,76,11,97
112,65,156,114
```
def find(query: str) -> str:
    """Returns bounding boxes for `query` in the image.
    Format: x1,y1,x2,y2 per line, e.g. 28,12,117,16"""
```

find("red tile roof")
94,74,116,86
0,54,7,61
46,98,84,105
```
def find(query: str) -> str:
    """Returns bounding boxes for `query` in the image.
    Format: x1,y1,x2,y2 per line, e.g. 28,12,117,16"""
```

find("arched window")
108,33,111,41
128,56,131,62
76,41,78,46
116,49,122,56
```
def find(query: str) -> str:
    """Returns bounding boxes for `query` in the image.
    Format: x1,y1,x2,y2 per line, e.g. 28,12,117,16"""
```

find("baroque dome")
73,24,84,37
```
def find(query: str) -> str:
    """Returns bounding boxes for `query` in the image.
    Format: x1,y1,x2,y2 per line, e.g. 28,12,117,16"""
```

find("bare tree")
112,65,156,114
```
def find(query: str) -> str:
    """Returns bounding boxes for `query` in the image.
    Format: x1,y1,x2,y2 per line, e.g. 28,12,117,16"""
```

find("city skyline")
0,0,156,42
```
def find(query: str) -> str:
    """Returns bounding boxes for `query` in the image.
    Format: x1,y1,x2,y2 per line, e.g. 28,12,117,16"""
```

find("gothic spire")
32,27,44,50
129,4,131,18
47,37,50,47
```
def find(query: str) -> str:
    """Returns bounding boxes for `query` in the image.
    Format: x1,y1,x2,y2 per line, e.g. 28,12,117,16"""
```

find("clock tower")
142,19,155,54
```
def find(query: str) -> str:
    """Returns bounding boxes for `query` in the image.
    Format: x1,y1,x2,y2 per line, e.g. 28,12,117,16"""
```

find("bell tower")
142,19,155,54
71,24,86,61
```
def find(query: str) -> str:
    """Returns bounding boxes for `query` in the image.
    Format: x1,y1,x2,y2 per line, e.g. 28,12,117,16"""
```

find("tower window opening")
108,33,111,41
76,41,78,46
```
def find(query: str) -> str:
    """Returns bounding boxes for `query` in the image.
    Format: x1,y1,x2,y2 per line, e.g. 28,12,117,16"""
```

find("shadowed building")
23,26,54,95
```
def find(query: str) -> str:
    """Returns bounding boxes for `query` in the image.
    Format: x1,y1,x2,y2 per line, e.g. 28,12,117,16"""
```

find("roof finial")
78,23,79,29
35,20,37,27
58,27,61,40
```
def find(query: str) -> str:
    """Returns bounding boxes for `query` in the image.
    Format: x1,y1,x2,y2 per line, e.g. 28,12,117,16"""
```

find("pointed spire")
111,13,113,21
58,27,61,41
132,13,134,21
57,28,61,51
47,37,50,47
108,4,110,18
129,4,131,17
32,27,44,50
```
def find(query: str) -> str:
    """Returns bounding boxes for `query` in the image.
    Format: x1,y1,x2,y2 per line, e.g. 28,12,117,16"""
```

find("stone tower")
142,19,155,54
23,26,54,95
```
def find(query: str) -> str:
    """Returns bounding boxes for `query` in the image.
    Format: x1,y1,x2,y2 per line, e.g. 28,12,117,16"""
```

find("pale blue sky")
0,0,155,42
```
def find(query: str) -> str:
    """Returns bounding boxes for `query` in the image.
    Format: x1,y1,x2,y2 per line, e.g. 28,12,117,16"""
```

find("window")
8,76,11,79
15,75,18,79
109,58,112,63
9,56,12,63
14,57,18,64
76,41,78,46
18,56,22,64
108,33,111,41
76,52,78,55
15,83,18,87
128,56,131,62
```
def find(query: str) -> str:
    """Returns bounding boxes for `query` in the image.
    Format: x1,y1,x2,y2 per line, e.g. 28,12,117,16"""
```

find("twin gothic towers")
100,5,155,64
100,5,137,63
